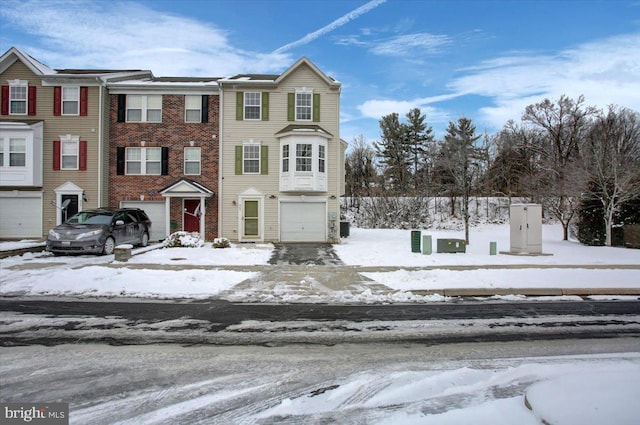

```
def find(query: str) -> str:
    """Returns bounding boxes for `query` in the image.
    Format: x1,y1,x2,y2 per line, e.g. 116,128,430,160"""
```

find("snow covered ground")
1,342,638,425
1,224,639,301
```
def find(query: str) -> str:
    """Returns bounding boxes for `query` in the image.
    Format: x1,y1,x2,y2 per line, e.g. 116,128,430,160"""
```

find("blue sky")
1,0,639,145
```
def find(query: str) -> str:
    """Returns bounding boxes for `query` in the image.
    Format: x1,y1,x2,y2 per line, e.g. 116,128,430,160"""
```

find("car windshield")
66,211,113,225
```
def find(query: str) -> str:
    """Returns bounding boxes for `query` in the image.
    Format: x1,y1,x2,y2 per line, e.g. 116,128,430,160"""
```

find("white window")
9,138,26,167
60,135,79,170
9,81,27,115
296,143,312,172
318,144,325,173
126,147,161,175
243,144,260,174
282,144,289,173
126,95,162,122
244,92,261,120
296,91,312,121
185,95,201,123
62,87,79,115
184,147,201,175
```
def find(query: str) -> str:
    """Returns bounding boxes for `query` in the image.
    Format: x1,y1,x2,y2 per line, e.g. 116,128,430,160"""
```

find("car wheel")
140,232,149,247
102,237,115,255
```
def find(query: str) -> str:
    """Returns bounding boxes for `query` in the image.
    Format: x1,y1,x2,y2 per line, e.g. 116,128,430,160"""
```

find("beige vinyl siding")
1,60,106,236
220,62,340,241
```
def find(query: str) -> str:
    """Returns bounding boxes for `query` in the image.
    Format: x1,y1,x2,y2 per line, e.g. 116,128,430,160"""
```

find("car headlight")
76,229,103,240
48,229,60,239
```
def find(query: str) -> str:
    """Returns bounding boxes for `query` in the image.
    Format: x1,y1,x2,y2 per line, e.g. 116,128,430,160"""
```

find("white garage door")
280,201,326,242
0,194,42,238
121,201,166,242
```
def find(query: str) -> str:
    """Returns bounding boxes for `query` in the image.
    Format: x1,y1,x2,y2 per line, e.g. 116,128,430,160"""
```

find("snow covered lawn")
1,224,638,300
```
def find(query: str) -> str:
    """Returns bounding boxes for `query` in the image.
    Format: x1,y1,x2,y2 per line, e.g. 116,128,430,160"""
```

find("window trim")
295,89,313,121
0,137,27,167
184,95,202,123
61,86,80,116
8,138,27,167
242,142,261,174
125,146,162,175
8,80,28,116
60,135,80,170
282,144,289,173
295,143,313,172
126,95,162,123
184,146,201,175
244,92,261,120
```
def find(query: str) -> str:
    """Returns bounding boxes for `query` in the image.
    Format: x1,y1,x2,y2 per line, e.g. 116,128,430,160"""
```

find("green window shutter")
235,145,243,174
261,145,268,175
313,93,320,122
261,92,269,121
236,92,244,120
287,92,295,121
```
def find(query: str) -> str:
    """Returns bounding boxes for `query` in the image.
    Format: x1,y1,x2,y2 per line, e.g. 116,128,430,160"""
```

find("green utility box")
411,230,421,253
490,241,497,255
437,238,466,253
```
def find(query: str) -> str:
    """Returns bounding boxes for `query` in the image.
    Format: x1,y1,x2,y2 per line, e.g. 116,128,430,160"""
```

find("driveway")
268,243,344,266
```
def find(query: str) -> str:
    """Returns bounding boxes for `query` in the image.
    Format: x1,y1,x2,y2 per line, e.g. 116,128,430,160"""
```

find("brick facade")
108,94,219,239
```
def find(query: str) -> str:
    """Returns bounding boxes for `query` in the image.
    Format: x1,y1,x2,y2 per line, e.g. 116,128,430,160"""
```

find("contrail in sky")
273,0,387,54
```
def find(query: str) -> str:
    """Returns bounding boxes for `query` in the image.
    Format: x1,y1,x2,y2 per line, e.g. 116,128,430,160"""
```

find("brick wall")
109,94,219,239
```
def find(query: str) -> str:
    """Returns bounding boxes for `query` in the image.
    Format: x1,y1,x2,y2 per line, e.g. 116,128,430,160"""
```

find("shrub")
163,231,204,248
213,237,231,248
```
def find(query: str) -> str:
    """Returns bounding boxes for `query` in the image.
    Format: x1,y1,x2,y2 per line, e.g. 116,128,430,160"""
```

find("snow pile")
257,357,640,425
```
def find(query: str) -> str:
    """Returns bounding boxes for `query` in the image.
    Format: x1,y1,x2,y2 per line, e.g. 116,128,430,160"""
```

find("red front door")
184,199,200,233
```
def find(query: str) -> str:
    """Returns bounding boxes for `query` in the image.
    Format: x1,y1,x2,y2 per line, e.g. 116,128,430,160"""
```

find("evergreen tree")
404,108,435,193
374,113,410,193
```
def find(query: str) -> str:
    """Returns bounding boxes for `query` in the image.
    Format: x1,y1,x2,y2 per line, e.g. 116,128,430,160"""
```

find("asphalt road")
1,297,639,346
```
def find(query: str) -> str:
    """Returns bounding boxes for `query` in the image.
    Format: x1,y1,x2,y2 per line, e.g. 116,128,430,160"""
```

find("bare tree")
522,95,598,240
582,106,640,245
345,135,378,208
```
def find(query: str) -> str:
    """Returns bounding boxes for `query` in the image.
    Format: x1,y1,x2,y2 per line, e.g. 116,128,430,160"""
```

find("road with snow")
1,297,638,346
1,339,639,424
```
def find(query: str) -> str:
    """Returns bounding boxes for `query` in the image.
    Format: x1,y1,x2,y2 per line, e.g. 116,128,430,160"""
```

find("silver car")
46,208,151,255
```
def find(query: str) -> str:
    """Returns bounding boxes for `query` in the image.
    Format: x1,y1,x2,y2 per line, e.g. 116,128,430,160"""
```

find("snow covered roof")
218,57,340,88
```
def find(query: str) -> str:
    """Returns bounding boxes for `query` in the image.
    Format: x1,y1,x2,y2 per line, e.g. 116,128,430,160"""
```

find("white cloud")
358,32,640,132
450,33,640,128
0,0,292,76
370,33,452,56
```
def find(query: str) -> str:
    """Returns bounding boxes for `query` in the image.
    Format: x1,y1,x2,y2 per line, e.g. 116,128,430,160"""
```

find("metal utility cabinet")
509,204,542,254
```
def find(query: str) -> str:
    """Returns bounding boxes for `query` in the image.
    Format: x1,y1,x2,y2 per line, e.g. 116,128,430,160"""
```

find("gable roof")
0,47,55,75
1,46,153,85
218,57,340,89
160,179,214,196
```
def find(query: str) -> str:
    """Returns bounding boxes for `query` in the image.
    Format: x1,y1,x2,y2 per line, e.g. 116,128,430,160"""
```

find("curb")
410,288,640,297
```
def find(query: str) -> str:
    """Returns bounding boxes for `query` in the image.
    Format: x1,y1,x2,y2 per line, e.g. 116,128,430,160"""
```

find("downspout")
97,78,104,207
218,86,224,238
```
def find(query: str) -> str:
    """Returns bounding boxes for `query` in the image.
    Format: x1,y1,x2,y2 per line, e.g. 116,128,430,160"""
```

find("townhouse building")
107,77,219,242
0,47,149,239
218,57,346,243
1,48,344,245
